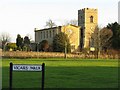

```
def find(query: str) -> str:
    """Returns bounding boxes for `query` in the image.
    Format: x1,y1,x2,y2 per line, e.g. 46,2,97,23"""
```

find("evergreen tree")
53,32,71,53
23,36,31,51
23,36,30,45
16,34,23,50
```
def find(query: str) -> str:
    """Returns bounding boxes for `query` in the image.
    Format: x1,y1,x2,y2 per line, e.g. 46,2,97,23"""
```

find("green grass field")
2,58,119,88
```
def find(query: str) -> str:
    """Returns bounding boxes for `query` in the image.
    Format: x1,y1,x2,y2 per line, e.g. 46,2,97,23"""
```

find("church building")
34,8,98,52
35,25,80,52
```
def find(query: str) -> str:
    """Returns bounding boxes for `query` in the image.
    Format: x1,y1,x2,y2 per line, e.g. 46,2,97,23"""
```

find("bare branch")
0,32,11,42
63,19,78,26
45,19,56,28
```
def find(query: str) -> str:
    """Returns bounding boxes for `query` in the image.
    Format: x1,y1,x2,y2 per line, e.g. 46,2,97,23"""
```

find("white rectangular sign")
13,65,42,71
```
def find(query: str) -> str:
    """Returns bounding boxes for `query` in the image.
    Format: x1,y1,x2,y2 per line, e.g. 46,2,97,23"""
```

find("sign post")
9,63,13,90
9,62,45,90
42,63,45,90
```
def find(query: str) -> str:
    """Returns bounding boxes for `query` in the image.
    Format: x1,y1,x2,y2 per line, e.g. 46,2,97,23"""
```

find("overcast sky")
0,0,119,42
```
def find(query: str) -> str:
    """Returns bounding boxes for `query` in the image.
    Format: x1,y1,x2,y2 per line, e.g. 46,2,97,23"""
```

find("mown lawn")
2,58,118,89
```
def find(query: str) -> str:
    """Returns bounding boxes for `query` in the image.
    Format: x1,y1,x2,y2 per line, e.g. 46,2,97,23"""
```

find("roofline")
68,24,80,28
34,26,62,32
34,24,80,32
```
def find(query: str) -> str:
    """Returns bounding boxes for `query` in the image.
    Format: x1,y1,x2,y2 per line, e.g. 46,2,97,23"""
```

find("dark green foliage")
53,32,71,53
16,35,31,51
16,34,23,50
107,22,120,49
23,36,30,45
40,40,49,51
23,36,31,51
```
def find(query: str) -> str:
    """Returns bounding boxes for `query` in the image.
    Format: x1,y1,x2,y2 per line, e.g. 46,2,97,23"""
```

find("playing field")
2,58,119,89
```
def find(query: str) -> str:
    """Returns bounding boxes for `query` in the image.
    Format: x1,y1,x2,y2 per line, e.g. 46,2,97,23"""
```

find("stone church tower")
78,8,98,49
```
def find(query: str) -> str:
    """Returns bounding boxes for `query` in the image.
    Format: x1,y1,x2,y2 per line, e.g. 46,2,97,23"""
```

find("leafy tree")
40,40,49,51
16,34,23,50
53,32,71,53
107,22,120,49
45,19,56,28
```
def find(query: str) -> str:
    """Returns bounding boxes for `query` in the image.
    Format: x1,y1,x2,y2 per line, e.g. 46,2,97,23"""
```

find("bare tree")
69,19,78,26
45,19,56,28
63,19,78,26
100,28,113,49
84,25,100,58
91,26,113,58
0,32,11,50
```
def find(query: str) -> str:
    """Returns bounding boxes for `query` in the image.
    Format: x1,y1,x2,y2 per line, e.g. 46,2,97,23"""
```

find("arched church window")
90,16,93,23
44,31,45,38
46,31,48,38
41,32,42,39
49,30,51,38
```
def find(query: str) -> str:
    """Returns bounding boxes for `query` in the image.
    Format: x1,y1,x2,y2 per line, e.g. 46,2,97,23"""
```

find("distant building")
35,25,80,52
34,8,98,52
118,1,120,24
